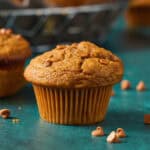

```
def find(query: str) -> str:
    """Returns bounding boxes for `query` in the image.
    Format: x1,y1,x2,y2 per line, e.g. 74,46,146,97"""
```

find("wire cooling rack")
0,1,128,52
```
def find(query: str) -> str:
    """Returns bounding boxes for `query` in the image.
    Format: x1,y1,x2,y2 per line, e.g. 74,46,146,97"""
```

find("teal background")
0,17,150,150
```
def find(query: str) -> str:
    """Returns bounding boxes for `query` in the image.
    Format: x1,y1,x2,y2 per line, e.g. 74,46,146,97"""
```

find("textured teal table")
0,17,150,150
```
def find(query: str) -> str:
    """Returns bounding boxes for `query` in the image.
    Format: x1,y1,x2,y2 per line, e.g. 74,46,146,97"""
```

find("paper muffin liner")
0,61,26,97
33,85,112,125
0,60,25,70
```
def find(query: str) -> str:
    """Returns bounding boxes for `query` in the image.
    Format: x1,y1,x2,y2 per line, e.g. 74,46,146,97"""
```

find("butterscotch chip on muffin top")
24,41,123,88
0,28,31,63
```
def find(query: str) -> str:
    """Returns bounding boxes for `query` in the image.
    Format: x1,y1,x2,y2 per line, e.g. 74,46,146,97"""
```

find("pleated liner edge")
33,85,112,125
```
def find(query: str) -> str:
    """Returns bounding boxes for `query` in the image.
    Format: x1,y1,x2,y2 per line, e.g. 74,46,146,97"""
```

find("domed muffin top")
24,41,123,88
0,28,31,62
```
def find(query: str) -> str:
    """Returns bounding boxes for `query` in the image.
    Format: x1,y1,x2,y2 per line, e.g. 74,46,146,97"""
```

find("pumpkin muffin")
43,0,110,7
126,0,150,28
0,28,32,97
43,0,81,7
82,0,112,5
24,41,123,125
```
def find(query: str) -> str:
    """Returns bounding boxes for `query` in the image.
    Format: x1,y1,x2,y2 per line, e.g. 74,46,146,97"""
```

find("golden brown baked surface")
24,41,123,88
0,28,32,62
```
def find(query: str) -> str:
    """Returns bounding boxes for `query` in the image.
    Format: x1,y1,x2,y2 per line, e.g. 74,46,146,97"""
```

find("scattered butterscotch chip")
144,114,150,124
116,128,126,138
0,109,10,119
121,80,131,90
107,131,120,143
111,89,115,96
136,81,146,91
91,126,105,137
12,118,20,124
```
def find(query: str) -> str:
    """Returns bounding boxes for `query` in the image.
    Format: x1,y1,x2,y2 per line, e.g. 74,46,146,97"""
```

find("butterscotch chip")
107,131,120,143
116,128,126,138
144,114,150,124
0,109,10,119
121,80,131,90
91,126,105,137
0,28,6,34
24,41,123,88
136,81,146,91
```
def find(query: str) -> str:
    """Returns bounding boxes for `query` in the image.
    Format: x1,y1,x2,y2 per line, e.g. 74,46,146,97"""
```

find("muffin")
43,0,110,7
43,0,81,7
10,0,29,7
0,28,32,97
126,0,150,28
24,41,123,125
82,0,112,5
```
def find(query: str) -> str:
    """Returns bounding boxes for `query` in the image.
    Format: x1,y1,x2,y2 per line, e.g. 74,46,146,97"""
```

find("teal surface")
0,17,150,150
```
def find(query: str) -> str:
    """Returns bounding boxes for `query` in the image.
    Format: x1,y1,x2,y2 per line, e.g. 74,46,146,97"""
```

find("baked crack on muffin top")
24,41,123,88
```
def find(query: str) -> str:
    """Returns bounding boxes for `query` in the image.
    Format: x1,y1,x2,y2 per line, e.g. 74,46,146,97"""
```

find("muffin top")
24,41,123,88
0,28,32,62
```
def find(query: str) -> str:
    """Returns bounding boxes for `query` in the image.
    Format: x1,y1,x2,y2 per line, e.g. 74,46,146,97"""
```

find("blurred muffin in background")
43,0,81,7
10,0,30,7
10,0,42,8
82,0,113,5
126,0,150,28
43,0,112,7
0,28,32,97
24,41,123,125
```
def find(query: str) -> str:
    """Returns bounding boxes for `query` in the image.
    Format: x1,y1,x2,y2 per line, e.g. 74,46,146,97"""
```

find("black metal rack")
0,1,128,52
